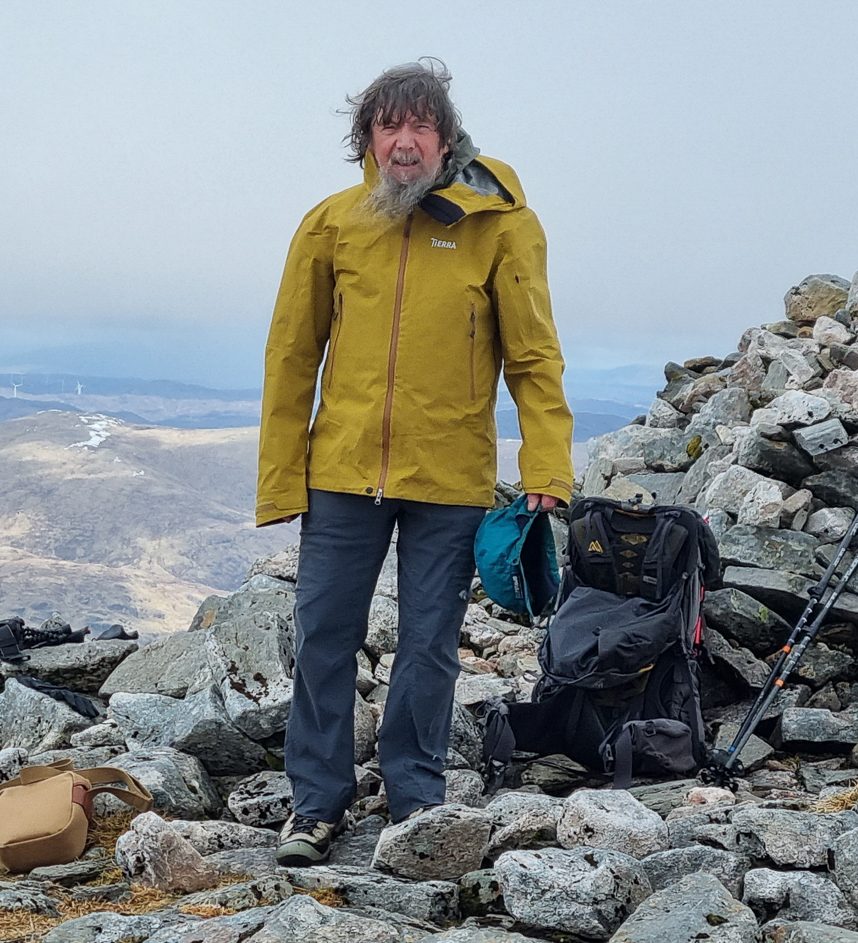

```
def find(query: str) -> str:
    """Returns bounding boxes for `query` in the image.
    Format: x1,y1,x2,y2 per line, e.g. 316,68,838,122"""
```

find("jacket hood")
363,129,526,225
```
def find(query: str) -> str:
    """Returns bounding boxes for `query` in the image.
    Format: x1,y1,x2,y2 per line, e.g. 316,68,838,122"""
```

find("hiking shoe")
275,812,343,866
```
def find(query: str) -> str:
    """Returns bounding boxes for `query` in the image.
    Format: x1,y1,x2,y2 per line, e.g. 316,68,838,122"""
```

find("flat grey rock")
743,867,856,929
92,746,222,819
99,630,210,699
109,685,267,775
731,805,858,867
169,818,277,855
609,871,758,942
175,875,293,911
641,845,752,897
0,879,62,915
0,640,136,695
42,911,190,943
249,894,402,942
226,770,293,826
284,863,459,925
761,921,858,941
0,678,95,753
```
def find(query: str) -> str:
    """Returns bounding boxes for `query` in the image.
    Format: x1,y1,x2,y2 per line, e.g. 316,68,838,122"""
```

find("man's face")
369,111,448,185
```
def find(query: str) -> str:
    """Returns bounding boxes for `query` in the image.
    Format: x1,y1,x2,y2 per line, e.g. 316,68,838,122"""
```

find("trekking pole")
703,511,858,789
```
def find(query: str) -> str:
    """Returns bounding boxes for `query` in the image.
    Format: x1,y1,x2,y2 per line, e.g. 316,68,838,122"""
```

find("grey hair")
344,57,461,164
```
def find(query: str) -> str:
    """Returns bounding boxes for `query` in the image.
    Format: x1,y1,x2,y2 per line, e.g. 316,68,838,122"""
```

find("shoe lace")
291,813,321,832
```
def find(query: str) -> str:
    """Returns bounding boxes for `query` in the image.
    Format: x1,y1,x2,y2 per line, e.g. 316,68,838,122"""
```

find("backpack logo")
588,540,604,553
430,237,457,249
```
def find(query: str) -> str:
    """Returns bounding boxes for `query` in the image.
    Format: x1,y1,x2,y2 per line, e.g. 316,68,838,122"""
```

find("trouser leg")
285,489,396,821
378,500,486,822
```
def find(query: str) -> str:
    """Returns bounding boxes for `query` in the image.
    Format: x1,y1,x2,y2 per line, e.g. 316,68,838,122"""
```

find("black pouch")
602,718,696,788
0,620,27,664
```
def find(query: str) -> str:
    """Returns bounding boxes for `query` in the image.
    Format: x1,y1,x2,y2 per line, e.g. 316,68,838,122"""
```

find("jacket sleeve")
256,206,335,526
494,208,574,503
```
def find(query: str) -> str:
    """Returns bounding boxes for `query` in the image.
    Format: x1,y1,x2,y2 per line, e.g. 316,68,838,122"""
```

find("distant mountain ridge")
2,367,660,437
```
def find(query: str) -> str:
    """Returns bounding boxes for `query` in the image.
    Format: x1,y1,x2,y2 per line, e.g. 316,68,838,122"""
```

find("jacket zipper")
375,215,413,505
327,293,344,389
468,305,477,401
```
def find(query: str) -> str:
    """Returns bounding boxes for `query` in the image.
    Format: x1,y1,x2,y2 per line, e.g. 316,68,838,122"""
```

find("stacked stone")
583,272,858,765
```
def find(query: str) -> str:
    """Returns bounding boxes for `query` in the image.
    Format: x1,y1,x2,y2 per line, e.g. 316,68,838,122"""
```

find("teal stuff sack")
474,494,560,617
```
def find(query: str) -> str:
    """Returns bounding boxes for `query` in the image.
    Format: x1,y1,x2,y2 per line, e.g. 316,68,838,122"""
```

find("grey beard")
366,167,438,220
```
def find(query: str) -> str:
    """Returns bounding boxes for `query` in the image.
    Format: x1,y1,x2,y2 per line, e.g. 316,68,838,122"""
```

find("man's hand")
526,493,558,513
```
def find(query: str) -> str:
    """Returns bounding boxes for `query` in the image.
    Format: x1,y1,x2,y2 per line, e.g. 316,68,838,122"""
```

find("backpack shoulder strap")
640,513,689,600
76,767,154,812
569,509,617,593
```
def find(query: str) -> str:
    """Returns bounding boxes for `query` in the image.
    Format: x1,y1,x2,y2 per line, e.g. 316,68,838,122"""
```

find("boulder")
203,615,294,740
495,846,651,939
93,746,221,819
109,686,268,775
240,894,402,943
641,845,751,897
168,819,277,855
0,640,137,695
0,746,27,783
609,872,759,943
371,804,492,881
785,275,850,322
114,811,219,893
703,588,791,654
717,525,819,578
99,630,210,699
743,867,856,929
283,864,459,925
731,806,858,868
776,707,858,750
0,678,95,753
556,788,668,858
227,770,293,826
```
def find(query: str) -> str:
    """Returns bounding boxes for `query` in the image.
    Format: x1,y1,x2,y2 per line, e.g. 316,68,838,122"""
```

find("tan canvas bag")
0,763,153,873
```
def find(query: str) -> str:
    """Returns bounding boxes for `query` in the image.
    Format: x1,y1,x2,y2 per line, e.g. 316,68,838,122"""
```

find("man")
257,59,573,867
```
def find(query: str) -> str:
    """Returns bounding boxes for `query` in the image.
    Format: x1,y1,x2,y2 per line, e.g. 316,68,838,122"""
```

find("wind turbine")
10,375,23,399
76,381,84,396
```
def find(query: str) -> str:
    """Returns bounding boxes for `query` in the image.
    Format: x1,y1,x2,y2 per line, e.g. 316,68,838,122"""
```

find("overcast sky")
1,1,857,390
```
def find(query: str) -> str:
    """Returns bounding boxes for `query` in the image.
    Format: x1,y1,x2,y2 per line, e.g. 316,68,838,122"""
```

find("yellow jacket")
257,153,574,526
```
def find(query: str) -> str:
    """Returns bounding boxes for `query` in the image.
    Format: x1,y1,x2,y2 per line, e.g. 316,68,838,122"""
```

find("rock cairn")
3,271,858,940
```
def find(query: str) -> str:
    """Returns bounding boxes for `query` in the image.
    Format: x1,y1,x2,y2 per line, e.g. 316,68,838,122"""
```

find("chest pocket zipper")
469,306,477,401
327,293,344,389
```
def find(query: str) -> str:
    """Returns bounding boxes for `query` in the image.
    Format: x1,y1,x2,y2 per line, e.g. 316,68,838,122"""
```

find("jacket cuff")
255,499,308,528
520,477,573,505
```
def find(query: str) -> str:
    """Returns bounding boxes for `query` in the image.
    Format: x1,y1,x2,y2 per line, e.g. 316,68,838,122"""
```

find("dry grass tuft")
299,886,346,908
812,781,858,813
178,903,237,918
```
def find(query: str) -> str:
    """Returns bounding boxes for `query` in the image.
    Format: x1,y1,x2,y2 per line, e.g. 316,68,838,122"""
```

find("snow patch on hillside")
66,415,122,450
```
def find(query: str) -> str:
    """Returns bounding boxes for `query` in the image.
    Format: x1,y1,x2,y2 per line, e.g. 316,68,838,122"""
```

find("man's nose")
393,126,417,149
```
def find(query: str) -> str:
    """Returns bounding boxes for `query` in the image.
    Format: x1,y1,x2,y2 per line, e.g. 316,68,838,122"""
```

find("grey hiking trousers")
284,488,486,823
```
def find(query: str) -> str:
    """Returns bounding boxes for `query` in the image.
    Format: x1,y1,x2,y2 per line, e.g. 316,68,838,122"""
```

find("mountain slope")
0,411,293,634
